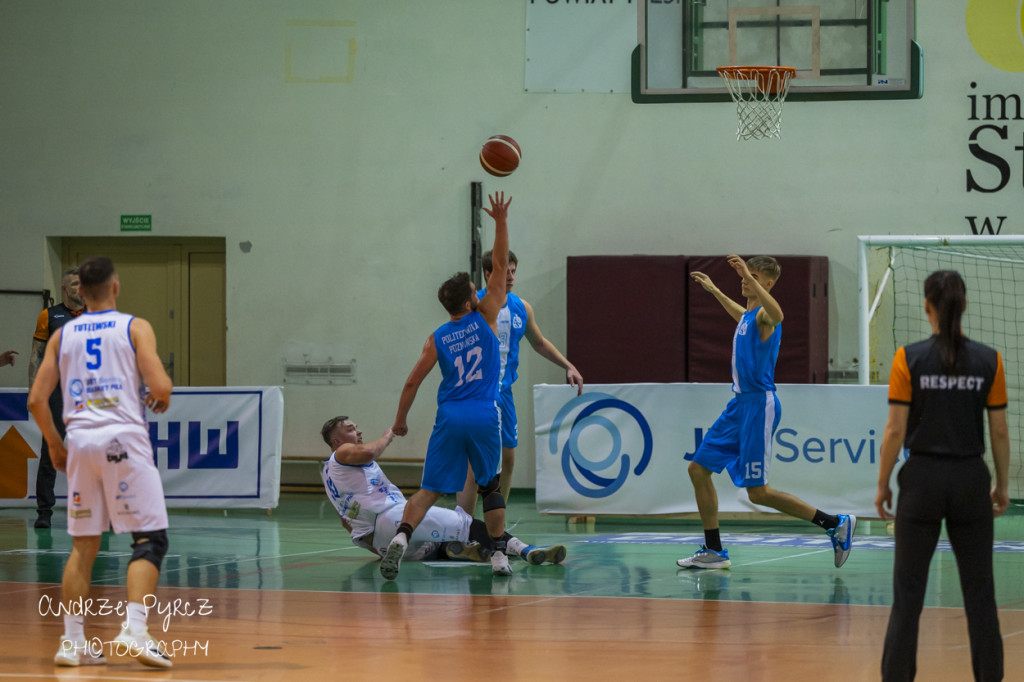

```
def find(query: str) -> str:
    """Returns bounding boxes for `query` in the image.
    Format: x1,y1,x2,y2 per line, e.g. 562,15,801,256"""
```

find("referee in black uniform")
876,270,1010,682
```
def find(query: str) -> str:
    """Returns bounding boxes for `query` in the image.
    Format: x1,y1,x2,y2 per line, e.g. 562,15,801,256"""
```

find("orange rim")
717,66,796,94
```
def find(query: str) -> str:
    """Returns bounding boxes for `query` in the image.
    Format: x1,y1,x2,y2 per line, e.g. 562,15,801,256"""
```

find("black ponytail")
923,270,966,374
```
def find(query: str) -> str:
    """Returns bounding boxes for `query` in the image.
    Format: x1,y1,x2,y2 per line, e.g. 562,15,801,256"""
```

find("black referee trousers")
882,454,1003,681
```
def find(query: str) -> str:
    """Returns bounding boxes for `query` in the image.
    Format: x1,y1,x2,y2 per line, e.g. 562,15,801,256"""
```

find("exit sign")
120,214,152,232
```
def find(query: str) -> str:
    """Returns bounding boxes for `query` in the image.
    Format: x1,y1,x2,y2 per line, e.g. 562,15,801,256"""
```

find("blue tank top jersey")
478,288,527,390
731,307,781,394
434,310,501,404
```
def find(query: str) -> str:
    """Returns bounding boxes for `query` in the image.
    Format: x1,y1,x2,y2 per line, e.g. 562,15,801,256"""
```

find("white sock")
506,537,528,557
126,601,148,634
63,614,85,642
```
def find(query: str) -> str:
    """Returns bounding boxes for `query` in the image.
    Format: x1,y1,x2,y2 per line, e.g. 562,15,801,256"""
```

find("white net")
717,66,795,140
861,237,1024,499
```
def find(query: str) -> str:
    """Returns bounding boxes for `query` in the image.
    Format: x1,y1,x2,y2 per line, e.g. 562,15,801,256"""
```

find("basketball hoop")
716,66,796,140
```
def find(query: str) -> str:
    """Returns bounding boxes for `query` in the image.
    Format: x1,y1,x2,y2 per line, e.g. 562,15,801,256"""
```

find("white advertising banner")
0,387,283,509
535,383,892,518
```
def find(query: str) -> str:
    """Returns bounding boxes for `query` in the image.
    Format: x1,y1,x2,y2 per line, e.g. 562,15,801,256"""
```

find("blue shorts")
421,399,501,493
692,391,781,488
497,388,518,449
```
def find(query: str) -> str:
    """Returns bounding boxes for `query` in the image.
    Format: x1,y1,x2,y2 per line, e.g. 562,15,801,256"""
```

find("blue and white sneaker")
676,545,731,569
521,544,567,565
827,514,856,568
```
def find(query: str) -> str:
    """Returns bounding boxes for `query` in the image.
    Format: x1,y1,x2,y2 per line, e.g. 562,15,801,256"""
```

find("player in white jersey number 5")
28,257,175,669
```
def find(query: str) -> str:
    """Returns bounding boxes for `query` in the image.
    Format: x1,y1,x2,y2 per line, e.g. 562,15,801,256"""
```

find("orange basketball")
479,135,521,177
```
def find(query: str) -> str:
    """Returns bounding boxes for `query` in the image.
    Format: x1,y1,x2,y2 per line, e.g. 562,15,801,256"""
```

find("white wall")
1,1,1020,488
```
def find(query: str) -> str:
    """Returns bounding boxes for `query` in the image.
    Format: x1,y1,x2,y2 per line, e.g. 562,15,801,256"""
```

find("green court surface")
2,492,1024,609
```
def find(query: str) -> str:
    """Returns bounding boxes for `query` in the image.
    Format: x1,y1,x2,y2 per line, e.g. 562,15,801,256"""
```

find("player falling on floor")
678,255,855,570
320,415,566,566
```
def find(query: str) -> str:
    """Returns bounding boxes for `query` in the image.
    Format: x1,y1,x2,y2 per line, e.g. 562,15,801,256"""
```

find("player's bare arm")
728,255,784,332
478,192,511,331
392,335,438,437
523,299,583,395
690,270,745,321
131,318,173,414
334,428,396,466
27,331,67,470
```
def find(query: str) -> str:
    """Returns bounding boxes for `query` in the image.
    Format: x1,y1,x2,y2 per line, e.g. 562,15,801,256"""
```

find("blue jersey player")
678,255,856,570
457,250,583,509
384,192,515,579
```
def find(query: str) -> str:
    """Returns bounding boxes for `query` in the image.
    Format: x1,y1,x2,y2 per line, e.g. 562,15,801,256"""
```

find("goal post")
858,234,1024,498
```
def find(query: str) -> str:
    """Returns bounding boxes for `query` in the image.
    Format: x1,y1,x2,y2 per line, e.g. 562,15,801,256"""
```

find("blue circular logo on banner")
547,392,653,498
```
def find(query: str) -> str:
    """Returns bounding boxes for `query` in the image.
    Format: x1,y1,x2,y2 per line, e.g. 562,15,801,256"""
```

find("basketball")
479,135,521,177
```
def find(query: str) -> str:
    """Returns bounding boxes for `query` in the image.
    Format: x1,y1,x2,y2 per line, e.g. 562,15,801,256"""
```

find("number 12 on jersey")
452,346,482,387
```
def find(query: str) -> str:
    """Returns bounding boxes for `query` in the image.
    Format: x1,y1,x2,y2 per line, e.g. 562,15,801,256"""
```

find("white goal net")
859,235,1024,499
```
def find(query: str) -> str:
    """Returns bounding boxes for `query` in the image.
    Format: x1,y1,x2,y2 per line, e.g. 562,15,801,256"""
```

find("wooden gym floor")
1,492,1023,681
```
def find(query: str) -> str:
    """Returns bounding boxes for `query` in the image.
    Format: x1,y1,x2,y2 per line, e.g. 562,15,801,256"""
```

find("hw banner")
0,387,283,509
535,383,893,518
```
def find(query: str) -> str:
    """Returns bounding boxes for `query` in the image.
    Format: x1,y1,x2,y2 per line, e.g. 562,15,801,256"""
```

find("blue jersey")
433,310,500,404
731,307,781,394
479,289,527,391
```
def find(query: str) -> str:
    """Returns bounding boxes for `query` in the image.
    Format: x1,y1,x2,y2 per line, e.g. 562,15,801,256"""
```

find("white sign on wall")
525,0,636,93
0,387,283,509
535,383,893,517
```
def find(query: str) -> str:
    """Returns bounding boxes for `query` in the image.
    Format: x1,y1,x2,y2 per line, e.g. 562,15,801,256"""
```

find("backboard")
633,0,920,102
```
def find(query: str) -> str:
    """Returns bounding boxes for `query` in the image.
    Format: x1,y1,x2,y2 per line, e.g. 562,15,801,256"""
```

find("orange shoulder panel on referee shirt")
32,309,49,342
988,351,1008,408
888,346,912,403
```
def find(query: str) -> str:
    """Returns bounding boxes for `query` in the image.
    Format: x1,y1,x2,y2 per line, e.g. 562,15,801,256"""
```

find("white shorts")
65,424,168,536
369,504,473,560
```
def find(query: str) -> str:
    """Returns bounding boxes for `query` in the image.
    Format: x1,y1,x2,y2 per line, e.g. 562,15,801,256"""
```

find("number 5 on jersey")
86,338,102,369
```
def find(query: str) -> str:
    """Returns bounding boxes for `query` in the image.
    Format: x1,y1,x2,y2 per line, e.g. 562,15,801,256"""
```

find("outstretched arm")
392,335,438,436
477,192,511,326
523,300,583,395
728,255,784,327
333,428,396,466
690,271,745,322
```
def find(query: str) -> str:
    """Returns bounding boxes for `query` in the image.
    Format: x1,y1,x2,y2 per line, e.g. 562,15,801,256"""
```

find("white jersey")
59,310,146,430
321,456,405,542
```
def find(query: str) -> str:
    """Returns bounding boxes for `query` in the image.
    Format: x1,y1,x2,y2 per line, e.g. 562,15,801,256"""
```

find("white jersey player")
29,256,175,669
320,415,567,566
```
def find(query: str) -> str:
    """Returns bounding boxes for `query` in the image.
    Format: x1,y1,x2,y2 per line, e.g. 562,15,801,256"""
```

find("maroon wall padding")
567,255,689,383
686,255,829,384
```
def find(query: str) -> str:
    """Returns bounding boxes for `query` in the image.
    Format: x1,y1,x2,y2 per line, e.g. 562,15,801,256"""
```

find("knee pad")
130,530,169,570
478,475,505,513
